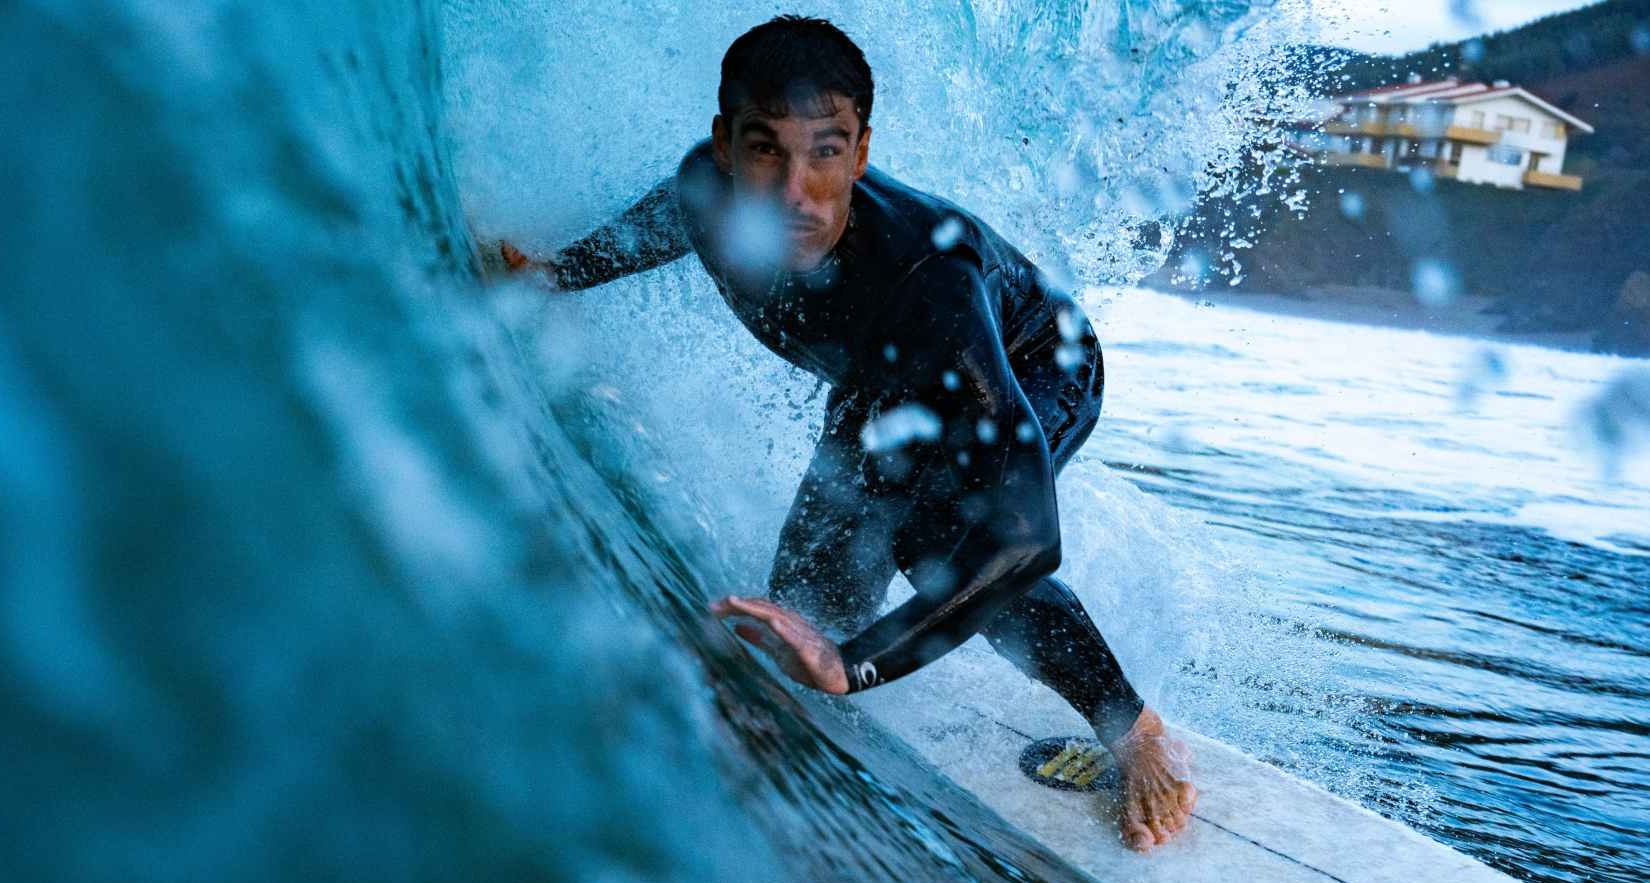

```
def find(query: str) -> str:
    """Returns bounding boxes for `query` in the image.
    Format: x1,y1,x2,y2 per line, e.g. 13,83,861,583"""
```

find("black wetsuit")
548,139,1144,742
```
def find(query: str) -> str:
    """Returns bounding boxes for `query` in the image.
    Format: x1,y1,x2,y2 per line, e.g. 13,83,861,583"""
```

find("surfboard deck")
860,691,1516,883
1020,737,1118,791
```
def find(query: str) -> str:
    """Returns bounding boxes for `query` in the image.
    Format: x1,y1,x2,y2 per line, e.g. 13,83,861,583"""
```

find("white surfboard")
853,645,1515,883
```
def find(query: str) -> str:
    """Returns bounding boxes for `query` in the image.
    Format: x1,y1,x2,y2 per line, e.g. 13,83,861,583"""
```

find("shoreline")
1142,284,1597,353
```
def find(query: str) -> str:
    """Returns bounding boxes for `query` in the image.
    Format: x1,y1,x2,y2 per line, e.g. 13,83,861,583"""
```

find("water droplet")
931,216,965,250
1339,191,1365,220
1177,250,1209,282
1055,308,1083,342
860,404,942,454
1412,258,1460,308
1055,343,1085,371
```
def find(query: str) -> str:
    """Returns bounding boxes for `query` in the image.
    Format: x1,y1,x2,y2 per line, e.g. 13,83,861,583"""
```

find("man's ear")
854,125,872,179
712,115,732,174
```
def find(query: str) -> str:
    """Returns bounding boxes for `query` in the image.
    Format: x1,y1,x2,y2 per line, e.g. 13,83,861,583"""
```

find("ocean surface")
5,1,1647,882
1092,290,1650,883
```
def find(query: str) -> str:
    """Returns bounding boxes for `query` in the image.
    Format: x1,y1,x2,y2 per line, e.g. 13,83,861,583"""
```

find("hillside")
1146,3,1650,353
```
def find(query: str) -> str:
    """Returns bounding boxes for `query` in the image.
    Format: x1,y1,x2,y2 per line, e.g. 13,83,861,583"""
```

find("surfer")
498,15,1197,852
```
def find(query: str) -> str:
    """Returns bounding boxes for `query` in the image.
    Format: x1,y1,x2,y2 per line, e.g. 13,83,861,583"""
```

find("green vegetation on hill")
1327,0,1650,168
1335,0,1649,87
1151,1,1650,352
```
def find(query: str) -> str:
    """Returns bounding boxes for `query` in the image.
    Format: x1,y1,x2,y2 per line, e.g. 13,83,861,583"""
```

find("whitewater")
4,1,1646,882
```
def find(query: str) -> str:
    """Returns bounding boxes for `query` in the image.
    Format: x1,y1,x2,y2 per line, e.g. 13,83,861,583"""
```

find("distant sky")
1304,0,1601,55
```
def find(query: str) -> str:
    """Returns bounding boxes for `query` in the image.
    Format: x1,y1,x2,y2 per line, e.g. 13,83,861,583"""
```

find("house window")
1494,114,1513,130
1540,121,1566,139
1449,142,1463,164
1469,110,1485,128
1486,145,1524,166
1509,117,1531,133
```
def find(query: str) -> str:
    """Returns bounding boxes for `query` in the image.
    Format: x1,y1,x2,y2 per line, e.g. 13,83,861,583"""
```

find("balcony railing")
1322,120,1501,145
1321,151,1388,170
1443,125,1499,145
1523,169,1583,191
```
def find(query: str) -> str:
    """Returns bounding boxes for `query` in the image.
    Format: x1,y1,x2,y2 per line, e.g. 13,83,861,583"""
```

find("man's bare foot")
1106,707,1197,852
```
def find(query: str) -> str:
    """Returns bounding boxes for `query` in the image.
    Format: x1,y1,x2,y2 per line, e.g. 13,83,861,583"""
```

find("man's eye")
815,146,841,158
751,143,779,156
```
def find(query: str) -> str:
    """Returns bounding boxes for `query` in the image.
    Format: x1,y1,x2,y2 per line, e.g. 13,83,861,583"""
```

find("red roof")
1344,78,1459,99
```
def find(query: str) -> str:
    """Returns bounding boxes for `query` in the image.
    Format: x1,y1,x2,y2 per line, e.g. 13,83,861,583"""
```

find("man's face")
712,90,871,272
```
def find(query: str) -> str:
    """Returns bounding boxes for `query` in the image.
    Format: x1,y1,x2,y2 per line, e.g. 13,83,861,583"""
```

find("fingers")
712,595,788,619
713,596,805,641
733,621,784,655
714,598,800,657
499,240,529,271
711,596,846,692
710,595,760,618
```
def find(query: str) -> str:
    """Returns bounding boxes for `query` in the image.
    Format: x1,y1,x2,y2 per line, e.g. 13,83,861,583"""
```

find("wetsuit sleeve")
548,176,692,290
837,253,1062,693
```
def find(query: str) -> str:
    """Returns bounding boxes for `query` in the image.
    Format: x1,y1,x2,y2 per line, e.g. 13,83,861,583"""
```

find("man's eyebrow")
812,126,852,142
739,120,779,139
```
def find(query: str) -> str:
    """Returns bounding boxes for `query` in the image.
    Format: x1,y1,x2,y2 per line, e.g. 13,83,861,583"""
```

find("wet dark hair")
718,15,874,136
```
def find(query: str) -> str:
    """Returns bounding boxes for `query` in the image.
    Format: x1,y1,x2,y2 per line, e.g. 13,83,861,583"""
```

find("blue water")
6,1,1646,882
1094,293,1650,883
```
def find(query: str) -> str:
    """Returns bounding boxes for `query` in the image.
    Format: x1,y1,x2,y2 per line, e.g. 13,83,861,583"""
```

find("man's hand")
710,596,849,694
493,240,566,291
499,240,535,271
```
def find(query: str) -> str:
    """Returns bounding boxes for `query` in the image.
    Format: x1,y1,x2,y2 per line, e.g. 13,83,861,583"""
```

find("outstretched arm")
500,175,691,290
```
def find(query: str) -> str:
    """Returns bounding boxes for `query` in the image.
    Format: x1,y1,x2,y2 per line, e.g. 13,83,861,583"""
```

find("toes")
1121,822,1155,852
1177,781,1200,812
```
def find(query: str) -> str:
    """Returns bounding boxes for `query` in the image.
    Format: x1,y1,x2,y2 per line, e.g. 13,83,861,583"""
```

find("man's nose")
780,160,810,207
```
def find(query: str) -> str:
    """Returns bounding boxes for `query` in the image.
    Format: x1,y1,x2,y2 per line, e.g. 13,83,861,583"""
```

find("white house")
1284,76,1595,191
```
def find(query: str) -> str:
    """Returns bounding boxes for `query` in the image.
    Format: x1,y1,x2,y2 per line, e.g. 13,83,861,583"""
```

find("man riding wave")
499,15,1197,852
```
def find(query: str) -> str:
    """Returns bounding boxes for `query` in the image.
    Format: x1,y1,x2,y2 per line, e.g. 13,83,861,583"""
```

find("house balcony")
1443,125,1500,144
1523,169,1583,191
1321,151,1388,170
1323,120,1501,145
1323,120,1378,136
